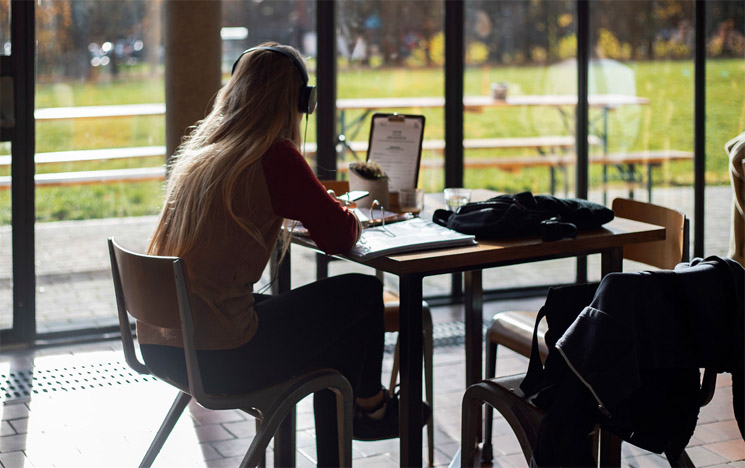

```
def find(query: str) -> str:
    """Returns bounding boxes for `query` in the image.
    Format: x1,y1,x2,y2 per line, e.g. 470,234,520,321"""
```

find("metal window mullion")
693,0,706,258
315,0,337,181
444,0,464,189
445,0,465,297
576,0,589,200
9,0,36,343
575,0,590,284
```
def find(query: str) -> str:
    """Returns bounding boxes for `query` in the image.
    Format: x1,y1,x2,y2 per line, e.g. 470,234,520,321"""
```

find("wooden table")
279,214,665,467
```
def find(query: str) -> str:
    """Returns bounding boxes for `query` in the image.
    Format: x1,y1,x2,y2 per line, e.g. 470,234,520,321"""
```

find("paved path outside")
0,185,734,334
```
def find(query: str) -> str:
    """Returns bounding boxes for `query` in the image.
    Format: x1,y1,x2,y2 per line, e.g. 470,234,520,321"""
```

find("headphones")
231,46,317,115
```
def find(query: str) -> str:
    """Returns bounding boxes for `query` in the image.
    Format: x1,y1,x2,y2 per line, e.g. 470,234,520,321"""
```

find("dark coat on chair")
528,256,744,466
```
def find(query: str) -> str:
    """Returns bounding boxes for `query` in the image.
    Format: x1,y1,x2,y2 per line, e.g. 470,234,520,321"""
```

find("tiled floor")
1,298,743,468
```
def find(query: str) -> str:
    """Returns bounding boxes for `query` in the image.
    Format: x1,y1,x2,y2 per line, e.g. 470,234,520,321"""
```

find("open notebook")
348,217,476,260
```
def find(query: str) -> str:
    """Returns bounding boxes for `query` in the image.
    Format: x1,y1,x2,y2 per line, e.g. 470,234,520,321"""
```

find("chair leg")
240,373,353,468
481,341,498,463
422,303,435,467
139,391,191,468
666,448,695,468
255,419,266,468
389,338,401,395
334,383,354,468
597,429,622,467
461,383,485,467
461,376,544,467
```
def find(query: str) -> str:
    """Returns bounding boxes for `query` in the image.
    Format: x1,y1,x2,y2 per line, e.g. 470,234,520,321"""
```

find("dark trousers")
141,273,385,466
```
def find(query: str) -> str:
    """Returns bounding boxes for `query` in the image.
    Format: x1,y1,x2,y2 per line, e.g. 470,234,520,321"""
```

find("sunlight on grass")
10,59,742,225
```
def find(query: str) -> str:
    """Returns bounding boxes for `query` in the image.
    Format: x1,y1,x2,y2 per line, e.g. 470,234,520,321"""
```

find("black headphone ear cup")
299,85,317,115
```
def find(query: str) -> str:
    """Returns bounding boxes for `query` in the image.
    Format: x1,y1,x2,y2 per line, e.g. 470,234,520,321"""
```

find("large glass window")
588,1,696,262
465,1,577,195
6,0,739,337
337,1,444,191
335,1,447,295
28,1,320,334
32,0,164,333
465,0,582,287
704,1,744,258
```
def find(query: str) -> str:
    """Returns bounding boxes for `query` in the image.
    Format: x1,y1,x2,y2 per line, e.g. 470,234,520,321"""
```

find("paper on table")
368,114,424,193
348,217,476,260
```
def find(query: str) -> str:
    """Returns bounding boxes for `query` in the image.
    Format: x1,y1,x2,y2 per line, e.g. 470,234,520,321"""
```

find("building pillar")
165,0,222,160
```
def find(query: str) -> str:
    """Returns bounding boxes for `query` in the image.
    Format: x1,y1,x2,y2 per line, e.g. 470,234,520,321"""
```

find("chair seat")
487,311,548,362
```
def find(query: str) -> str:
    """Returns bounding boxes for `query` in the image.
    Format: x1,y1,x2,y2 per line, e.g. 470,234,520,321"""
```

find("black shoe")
353,389,432,441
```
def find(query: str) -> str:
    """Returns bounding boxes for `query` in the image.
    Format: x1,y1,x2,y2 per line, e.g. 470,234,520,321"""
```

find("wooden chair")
108,237,353,468
480,198,690,462
461,369,716,467
320,180,436,466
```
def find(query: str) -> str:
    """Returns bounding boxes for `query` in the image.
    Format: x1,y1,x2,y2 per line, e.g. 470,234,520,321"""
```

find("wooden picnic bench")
421,149,694,200
0,143,692,201
304,135,600,156
0,145,167,188
4,100,690,201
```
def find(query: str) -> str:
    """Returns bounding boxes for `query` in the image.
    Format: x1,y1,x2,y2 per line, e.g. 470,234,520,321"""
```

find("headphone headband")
231,45,317,115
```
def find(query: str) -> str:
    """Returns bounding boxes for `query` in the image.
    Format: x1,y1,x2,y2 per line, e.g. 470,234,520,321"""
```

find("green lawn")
0,58,741,225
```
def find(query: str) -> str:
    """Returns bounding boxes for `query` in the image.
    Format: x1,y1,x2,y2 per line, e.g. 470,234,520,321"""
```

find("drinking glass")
398,188,424,215
444,188,471,212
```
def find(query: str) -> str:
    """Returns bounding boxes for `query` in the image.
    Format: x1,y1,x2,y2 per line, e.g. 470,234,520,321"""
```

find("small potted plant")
348,160,389,209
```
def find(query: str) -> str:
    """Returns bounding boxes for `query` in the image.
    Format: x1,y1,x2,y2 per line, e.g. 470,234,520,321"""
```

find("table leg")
316,252,330,280
601,246,623,276
399,273,424,467
451,272,463,299
647,164,654,202
576,255,588,284
464,270,483,444
628,163,637,199
271,240,295,465
463,270,483,388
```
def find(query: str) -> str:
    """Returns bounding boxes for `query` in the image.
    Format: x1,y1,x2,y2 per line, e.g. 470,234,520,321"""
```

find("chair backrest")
108,237,206,398
321,180,350,196
612,198,690,269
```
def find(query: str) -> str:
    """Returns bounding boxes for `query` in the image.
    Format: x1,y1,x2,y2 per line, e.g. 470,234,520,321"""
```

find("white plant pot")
348,170,390,210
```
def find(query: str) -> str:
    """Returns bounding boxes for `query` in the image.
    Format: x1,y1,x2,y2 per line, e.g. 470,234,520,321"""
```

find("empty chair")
108,237,353,468
481,198,689,462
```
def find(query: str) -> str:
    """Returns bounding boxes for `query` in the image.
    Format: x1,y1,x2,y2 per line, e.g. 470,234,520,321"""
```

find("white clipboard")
366,113,425,193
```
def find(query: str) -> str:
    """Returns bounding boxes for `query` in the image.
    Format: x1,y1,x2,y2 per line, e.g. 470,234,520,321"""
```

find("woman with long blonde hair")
139,43,423,466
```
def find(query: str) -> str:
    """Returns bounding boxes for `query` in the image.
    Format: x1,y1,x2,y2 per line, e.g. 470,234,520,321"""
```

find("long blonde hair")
149,42,305,257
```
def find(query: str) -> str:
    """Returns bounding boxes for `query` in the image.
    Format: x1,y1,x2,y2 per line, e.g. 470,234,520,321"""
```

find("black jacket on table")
530,256,744,466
